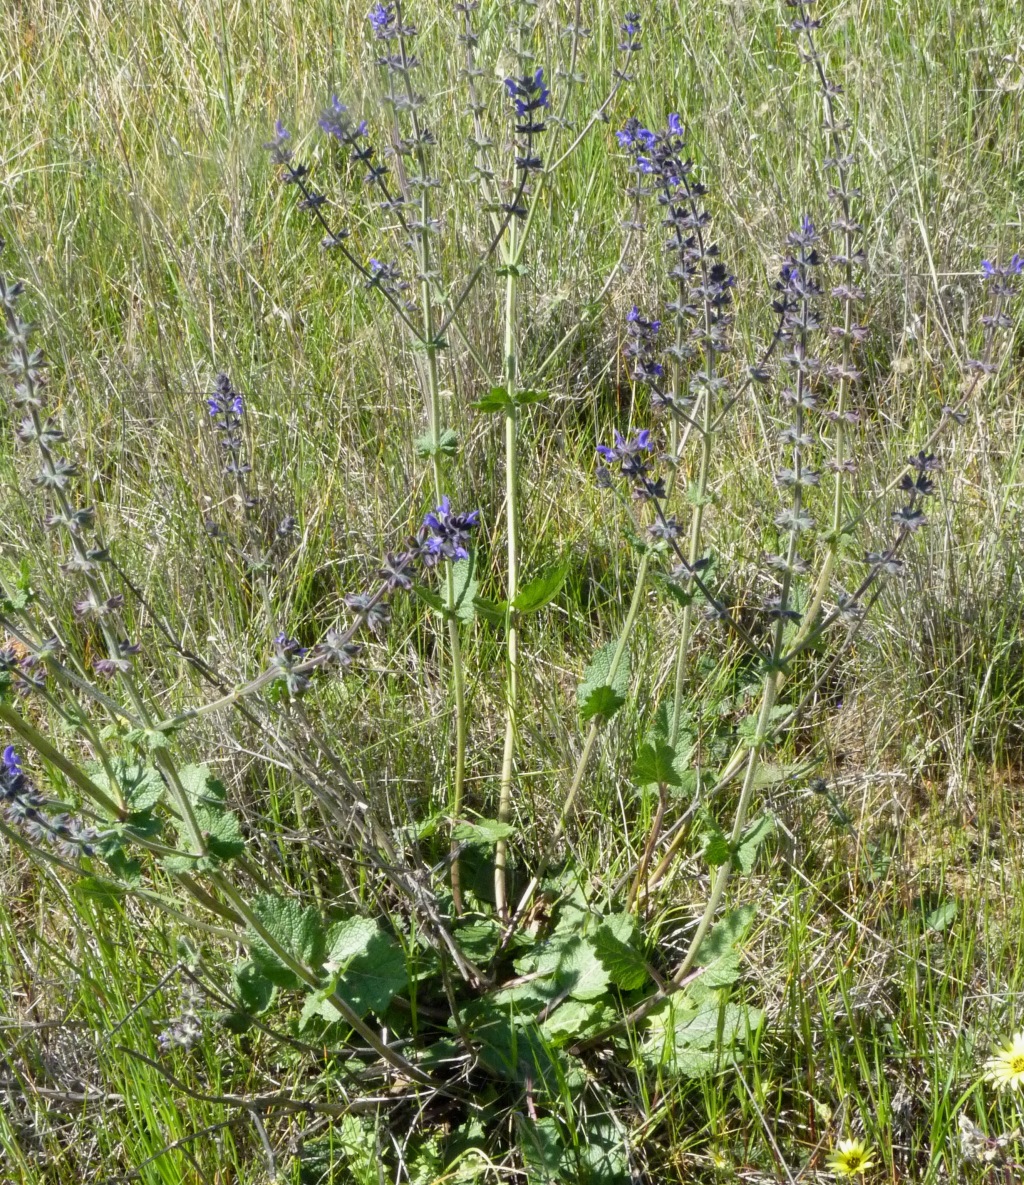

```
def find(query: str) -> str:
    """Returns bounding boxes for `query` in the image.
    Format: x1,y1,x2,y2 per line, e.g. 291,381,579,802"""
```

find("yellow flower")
984,1031,1024,1092
826,1138,876,1177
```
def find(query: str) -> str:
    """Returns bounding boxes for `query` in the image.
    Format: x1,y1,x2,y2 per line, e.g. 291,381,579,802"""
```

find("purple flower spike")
505,67,551,173
597,429,653,468
420,496,481,566
980,253,1024,298
368,2,394,36
204,374,250,484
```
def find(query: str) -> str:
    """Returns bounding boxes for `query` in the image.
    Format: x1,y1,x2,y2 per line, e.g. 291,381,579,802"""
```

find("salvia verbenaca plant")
2,1,1023,1177
264,0,641,920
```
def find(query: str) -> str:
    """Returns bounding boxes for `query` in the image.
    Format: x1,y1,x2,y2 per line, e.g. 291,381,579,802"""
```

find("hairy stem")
494,171,522,923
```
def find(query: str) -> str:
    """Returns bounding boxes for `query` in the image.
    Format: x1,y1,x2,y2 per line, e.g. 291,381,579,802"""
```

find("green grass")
2,0,1024,1181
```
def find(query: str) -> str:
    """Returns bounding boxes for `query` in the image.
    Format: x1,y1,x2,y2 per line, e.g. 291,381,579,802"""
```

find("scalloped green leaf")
703,825,731,868
592,914,649,991
87,759,164,813
453,818,515,845
234,961,275,1014
197,803,245,860
531,933,610,1002
178,764,227,805
247,894,326,990
470,386,515,414
579,685,625,722
633,740,682,788
643,994,763,1076
414,428,458,458
696,905,756,965
578,642,630,722
318,918,408,1019
736,814,774,873
512,560,568,614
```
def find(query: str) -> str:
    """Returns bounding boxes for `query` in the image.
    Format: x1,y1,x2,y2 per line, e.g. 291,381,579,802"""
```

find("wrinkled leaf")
247,894,326,989
736,814,774,873
518,1115,563,1182
529,933,610,1001
323,918,408,1018
452,557,478,624
453,918,502,963
578,642,630,722
414,428,458,458
580,685,626,722
460,1000,562,1087
687,952,743,1005
453,818,515,845
470,386,516,414
703,825,732,868
696,905,756,965
643,993,763,1076
87,759,164,813
177,764,229,806
539,997,618,1044
325,916,379,968
234,961,275,1014
633,740,682,788
592,914,649,992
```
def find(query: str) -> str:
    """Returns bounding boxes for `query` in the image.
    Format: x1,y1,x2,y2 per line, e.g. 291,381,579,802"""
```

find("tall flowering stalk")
667,218,832,971
618,115,739,763
492,7,642,919
493,58,551,920
502,104,763,934
265,6,641,917
266,2,481,908
595,113,767,914
786,0,868,648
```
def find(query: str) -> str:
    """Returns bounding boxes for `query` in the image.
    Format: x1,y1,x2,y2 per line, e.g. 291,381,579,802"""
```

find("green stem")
388,6,470,913
494,215,521,921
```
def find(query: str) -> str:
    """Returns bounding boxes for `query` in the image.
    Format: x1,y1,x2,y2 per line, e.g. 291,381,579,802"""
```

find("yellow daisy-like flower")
826,1138,877,1177
984,1031,1024,1092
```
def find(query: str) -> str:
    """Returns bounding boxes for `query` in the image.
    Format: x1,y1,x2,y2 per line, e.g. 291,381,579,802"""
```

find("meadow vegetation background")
2,0,1024,1181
